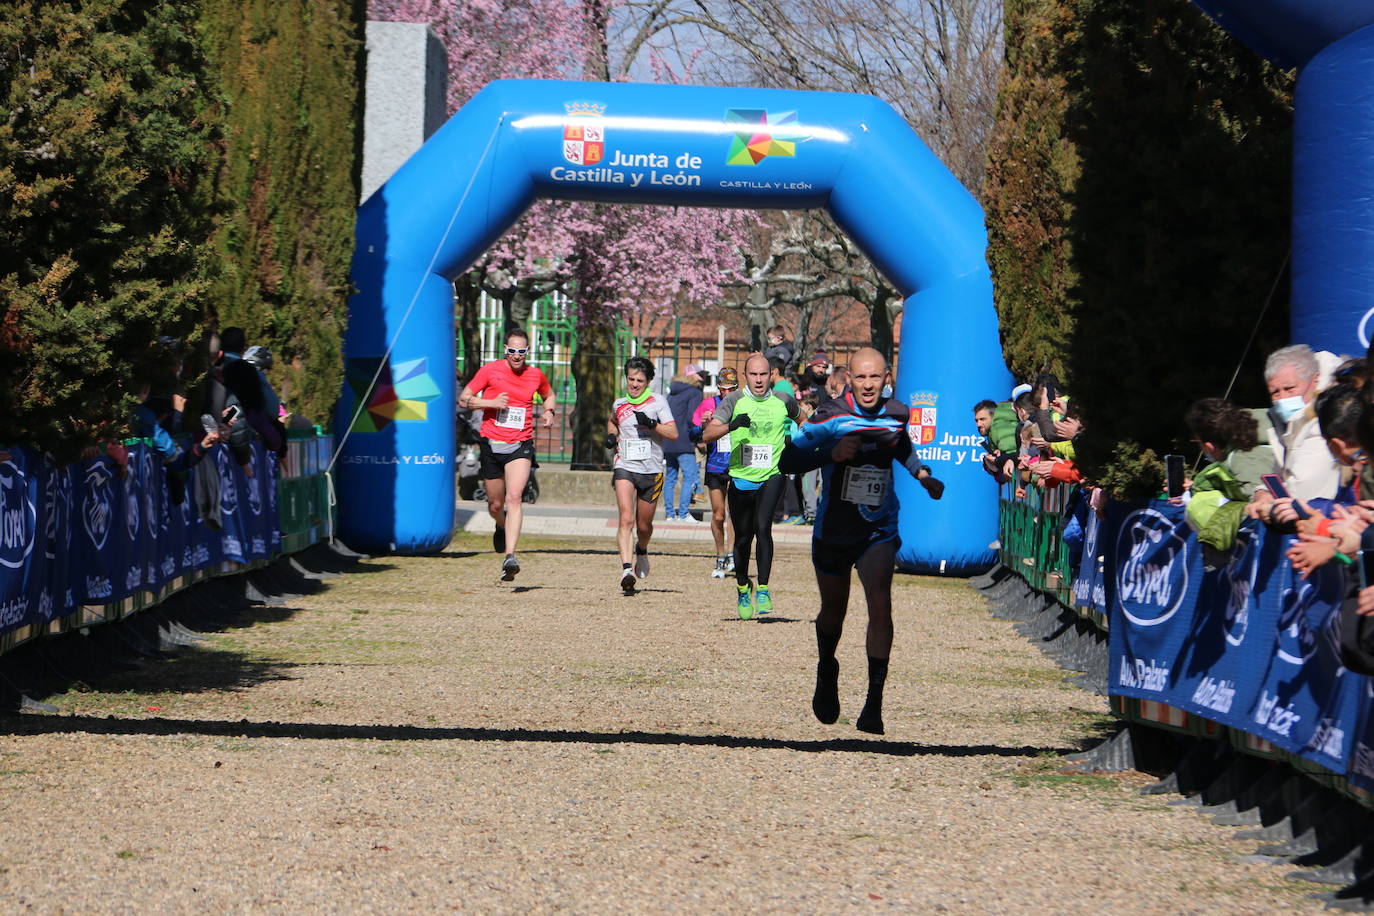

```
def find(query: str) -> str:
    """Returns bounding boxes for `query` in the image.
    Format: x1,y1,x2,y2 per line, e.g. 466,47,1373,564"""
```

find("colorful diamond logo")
725,109,801,166
346,356,441,433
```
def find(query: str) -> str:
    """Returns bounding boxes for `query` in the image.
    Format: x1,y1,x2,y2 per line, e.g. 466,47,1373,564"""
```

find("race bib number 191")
842,466,890,506
716,433,731,454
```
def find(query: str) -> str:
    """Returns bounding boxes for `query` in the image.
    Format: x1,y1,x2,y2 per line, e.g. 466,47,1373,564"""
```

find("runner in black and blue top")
779,348,944,735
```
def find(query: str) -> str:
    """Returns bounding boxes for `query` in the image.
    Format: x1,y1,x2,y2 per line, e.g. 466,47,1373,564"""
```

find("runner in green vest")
703,353,800,619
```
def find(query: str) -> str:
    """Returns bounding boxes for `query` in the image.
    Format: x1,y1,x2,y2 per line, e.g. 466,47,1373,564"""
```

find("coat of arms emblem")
562,100,606,165
908,393,938,445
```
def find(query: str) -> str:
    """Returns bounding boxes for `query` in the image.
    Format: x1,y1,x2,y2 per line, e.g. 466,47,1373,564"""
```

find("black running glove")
634,410,657,429
727,412,751,431
604,433,618,450
920,475,945,500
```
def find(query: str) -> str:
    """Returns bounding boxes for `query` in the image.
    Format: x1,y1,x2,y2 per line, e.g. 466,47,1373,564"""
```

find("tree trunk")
455,273,483,383
746,283,772,356
570,315,615,469
870,289,900,363
509,285,539,335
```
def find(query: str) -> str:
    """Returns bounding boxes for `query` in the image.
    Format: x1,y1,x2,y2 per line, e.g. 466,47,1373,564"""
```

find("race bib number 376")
741,443,774,469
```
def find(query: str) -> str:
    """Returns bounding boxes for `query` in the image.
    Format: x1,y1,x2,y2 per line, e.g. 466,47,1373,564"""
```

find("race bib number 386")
495,406,527,430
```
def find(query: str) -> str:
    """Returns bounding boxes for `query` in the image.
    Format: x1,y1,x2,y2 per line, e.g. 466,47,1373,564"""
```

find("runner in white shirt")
607,356,677,594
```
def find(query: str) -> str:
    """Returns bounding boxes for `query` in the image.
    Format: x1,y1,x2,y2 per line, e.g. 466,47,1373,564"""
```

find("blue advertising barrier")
0,441,292,648
1069,500,1374,793
337,78,1010,570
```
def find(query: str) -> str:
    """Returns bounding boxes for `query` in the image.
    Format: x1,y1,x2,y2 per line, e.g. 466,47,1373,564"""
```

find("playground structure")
334,80,1010,572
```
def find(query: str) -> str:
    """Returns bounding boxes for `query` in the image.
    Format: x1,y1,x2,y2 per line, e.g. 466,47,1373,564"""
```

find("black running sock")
856,656,889,735
815,620,841,662
812,620,842,724
635,545,647,555
622,562,633,571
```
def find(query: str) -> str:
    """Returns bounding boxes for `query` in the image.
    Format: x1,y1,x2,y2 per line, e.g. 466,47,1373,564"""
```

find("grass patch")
1009,754,1119,794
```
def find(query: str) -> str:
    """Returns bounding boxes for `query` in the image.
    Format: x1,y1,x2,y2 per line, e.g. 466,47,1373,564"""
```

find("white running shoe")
635,551,650,579
711,556,727,578
620,568,637,593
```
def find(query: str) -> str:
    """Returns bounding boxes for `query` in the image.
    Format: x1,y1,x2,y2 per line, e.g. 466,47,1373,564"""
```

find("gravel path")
0,533,1321,913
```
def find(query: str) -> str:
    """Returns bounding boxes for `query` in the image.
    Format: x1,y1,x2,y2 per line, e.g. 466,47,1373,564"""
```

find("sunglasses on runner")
505,347,529,355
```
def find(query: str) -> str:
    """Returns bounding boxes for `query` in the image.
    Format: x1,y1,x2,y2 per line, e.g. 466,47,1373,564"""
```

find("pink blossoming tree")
368,0,754,464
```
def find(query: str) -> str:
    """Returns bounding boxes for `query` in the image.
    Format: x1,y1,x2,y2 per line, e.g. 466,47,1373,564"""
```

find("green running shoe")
755,585,773,616
736,584,754,620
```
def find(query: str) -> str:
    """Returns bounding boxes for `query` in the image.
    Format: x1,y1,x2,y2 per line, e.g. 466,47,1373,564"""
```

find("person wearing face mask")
1285,383,1372,576
1253,344,1342,512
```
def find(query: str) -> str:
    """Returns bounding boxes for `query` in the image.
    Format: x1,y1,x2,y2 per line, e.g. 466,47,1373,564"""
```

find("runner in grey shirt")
607,356,677,593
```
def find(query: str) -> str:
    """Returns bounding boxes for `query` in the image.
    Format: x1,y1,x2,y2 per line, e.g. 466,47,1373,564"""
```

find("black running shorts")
613,468,664,503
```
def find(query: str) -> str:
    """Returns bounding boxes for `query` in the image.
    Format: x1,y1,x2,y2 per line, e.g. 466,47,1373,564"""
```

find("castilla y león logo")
907,392,938,446
562,100,607,165
346,356,441,434
725,109,800,165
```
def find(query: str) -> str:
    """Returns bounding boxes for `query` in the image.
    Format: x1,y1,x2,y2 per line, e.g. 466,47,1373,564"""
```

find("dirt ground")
0,533,1324,913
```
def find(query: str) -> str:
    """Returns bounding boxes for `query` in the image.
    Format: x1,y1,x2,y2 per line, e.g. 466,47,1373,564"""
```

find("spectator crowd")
973,342,1374,672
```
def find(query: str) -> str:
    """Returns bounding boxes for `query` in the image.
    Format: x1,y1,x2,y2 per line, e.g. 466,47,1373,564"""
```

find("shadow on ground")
0,713,1075,759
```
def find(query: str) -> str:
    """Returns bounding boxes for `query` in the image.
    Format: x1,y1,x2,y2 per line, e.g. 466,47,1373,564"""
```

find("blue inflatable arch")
1191,1,1374,354
336,79,1010,572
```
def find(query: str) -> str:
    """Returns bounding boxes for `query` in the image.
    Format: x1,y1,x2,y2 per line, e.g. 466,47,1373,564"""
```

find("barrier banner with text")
1102,500,1370,781
0,442,279,639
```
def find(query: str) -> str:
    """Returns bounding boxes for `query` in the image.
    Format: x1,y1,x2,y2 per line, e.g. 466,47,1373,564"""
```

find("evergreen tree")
198,0,363,427
0,0,222,458
985,0,1293,496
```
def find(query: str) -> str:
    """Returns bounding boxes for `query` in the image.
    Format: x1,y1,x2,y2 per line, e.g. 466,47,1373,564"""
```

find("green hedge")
198,0,363,429
985,0,1293,497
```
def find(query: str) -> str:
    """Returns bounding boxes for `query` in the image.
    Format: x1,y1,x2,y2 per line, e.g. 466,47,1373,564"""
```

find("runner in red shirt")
458,328,557,580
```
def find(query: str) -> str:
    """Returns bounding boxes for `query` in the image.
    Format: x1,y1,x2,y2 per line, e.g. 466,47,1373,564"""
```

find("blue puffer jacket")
663,378,703,456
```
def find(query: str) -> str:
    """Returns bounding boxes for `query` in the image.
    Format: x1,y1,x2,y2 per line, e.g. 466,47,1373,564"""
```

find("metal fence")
456,291,870,464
